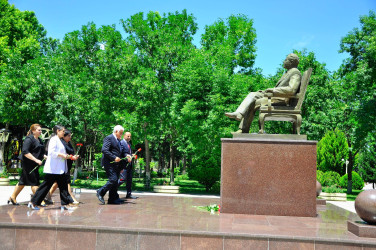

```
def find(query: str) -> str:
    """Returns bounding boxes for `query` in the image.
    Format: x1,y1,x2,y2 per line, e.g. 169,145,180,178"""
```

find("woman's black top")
61,139,74,172
22,135,45,167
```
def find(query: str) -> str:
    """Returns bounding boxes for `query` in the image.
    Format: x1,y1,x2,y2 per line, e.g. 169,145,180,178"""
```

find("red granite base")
348,220,376,238
220,137,317,217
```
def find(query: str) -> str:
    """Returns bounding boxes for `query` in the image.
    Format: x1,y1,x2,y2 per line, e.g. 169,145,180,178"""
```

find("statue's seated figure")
225,53,302,133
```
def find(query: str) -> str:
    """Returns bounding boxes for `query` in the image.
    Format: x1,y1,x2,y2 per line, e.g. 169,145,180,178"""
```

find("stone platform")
221,137,317,217
1,192,376,249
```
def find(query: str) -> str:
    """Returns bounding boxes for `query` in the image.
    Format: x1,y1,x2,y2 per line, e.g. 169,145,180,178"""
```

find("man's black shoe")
96,190,105,205
126,195,138,199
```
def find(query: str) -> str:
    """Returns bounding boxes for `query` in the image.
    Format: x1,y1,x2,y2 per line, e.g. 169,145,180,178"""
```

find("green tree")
201,14,257,75
317,129,349,175
336,11,376,193
358,135,376,188
0,0,56,72
339,171,364,190
121,10,198,187
172,14,258,189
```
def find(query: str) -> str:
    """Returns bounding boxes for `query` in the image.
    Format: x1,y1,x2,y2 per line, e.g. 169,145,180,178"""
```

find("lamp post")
0,129,11,172
342,158,349,175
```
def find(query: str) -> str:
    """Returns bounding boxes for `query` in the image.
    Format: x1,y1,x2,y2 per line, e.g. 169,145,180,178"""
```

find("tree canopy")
1,2,375,192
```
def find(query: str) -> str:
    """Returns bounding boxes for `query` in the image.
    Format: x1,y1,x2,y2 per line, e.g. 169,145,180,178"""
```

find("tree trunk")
170,145,175,185
0,124,10,170
182,155,187,175
158,153,163,174
346,151,354,194
144,136,151,189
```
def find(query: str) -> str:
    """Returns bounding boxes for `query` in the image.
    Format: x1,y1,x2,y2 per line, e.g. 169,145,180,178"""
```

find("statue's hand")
265,88,274,93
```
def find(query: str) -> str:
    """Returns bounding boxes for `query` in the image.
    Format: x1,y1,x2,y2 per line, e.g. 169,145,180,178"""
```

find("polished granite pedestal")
1,192,376,250
221,136,317,217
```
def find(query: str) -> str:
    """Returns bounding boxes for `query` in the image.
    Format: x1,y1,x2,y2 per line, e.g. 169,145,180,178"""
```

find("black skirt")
18,161,40,186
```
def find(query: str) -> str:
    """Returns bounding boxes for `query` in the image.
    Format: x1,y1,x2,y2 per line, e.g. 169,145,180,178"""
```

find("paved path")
0,185,219,206
0,185,358,214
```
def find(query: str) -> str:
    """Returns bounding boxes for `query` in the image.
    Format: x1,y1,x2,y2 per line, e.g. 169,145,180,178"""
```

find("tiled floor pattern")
0,193,376,249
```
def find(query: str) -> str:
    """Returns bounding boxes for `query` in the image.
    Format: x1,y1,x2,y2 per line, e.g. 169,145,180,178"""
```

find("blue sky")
9,0,375,75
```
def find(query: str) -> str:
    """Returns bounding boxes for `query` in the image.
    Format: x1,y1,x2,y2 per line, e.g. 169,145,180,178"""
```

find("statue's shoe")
225,112,243,121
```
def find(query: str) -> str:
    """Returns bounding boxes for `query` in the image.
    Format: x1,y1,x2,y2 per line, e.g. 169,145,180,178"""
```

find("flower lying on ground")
194,204,220,214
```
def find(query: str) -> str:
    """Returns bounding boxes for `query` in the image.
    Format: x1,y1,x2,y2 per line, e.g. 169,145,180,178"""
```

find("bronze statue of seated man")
225,53,301,133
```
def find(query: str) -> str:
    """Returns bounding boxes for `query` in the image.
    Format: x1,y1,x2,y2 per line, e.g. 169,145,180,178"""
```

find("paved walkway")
0,185,358,214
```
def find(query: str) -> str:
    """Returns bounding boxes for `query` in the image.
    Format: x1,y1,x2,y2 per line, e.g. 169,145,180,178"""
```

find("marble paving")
0,192,376,249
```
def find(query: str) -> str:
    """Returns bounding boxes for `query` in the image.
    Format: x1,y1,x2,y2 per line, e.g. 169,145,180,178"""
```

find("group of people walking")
8,124,79,210
7,123,136,209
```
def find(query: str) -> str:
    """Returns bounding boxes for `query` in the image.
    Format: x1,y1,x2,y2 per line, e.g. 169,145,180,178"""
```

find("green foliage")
1,4,375,196
188,152,221,191
320,171,341,187
322,185,343,193
0,167,9,178
93,153,103,169
38,165,45,180
339,171,364,190
317,129,348,175
358,136,376,184
201,14,257,74
317,170,324,185
0,0,55,71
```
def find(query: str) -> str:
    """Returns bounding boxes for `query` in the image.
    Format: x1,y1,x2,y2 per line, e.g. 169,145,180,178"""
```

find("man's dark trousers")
98,134,124,203
119,162,133,197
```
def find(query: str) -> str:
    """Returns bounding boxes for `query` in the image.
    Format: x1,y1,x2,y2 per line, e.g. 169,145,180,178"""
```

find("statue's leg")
235,92,257,115
239,102,256,133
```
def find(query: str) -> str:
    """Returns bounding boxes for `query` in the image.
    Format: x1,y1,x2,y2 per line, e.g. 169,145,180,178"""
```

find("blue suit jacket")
101,134,124,168
120,139,132,156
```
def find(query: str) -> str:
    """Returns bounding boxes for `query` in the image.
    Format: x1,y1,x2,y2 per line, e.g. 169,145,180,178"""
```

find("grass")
65,176,220,195
345,190,363,201
320,186,364,201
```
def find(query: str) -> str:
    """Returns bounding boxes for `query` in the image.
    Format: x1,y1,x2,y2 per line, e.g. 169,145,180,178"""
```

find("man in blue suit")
96,125,126,204
118,132,138,199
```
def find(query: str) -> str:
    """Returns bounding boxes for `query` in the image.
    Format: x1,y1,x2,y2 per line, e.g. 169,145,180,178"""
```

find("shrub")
317,170,324,185
0,168,9,178
317,129,348,175
151,170,158,178
177,173,189,181
321,171,340,187
322,185,343,193
339,171,364,190
210,181,220,194
188,153,220,192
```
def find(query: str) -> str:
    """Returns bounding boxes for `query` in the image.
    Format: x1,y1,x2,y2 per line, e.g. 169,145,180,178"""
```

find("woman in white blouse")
29,125,73,210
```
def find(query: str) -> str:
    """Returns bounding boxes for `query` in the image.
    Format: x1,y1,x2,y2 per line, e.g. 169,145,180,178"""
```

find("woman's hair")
27,124,41,136
45,125,65,151
52,125,65,135
64,129,72,137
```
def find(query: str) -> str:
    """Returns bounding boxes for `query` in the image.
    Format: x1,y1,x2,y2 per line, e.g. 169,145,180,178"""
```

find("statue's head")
283,53,299,69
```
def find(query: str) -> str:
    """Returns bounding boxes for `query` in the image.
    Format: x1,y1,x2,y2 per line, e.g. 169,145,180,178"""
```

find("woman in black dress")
48,129,79,204
8,124,46,205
